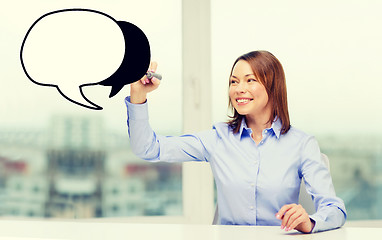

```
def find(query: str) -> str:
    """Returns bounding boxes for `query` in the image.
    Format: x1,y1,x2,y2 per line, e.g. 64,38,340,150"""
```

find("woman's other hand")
130,61,161,104
275,204,315,233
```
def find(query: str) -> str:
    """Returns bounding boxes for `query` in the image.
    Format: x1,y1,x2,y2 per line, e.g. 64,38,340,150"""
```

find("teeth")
237,99,250,103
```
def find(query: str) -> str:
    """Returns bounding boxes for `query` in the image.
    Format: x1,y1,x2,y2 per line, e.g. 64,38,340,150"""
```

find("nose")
235,82,247,93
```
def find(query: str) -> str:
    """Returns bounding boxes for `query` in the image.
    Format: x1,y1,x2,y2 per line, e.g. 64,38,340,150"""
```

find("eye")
230,79,238,85
248,78,257,82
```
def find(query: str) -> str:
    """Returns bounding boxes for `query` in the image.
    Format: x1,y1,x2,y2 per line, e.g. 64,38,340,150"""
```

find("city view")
0,115,381,220
0,115,182,218
317,134,382,220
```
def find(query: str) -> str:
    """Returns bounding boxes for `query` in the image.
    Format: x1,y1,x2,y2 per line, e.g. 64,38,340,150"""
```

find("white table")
0,219,381,240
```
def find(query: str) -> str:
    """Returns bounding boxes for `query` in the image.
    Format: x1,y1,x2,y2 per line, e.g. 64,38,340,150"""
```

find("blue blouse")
125,96,346,232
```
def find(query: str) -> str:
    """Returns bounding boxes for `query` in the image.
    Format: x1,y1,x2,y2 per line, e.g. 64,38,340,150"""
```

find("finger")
140,61,158,85
151,77,161,86
276,204,294,220
281,207,298,229
149,61,158,72
285,205,306,228
285,210,303,231
146,61,158,84
287,214,305,231
140,73,149,84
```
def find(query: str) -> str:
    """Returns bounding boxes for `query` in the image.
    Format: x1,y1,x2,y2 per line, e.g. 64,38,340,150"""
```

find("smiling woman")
125,50,346,233
227,51,290,140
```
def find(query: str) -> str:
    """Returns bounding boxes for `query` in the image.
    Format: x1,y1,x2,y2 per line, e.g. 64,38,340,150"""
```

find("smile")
236,98,253,104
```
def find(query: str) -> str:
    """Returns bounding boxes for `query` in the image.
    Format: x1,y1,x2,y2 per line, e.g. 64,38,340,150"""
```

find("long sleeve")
300,136,347,233
125,96,211,162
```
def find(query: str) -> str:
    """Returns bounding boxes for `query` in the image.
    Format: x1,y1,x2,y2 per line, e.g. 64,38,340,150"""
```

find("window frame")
90,0,214,224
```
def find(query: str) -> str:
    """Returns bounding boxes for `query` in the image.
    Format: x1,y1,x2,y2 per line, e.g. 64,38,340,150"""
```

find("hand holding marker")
139,62,161,86
146,71,162,80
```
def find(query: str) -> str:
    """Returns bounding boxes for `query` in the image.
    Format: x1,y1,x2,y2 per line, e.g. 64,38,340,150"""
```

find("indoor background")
0,0,381,222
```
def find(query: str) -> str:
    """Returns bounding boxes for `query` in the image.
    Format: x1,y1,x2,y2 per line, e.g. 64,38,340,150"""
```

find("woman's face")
229,60,271,118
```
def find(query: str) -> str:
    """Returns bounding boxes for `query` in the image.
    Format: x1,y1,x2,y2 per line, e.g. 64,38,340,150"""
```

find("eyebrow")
231,74,255,79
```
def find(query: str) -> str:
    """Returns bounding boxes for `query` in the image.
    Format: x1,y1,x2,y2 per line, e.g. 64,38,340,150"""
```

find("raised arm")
125,62,212,163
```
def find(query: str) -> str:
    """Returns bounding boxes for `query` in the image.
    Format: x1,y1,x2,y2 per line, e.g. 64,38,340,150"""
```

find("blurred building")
46,116,105,218
0,115,182,218
0,131,47,217
318,135,382,220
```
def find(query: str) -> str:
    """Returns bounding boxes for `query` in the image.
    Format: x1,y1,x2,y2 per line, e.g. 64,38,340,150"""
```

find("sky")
1,0,382,137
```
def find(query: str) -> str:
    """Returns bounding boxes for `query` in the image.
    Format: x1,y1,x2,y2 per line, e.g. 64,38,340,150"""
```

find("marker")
146,71,162,80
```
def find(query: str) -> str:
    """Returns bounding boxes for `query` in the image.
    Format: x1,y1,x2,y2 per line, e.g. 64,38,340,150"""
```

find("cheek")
248,85,259,95
249,85,267,100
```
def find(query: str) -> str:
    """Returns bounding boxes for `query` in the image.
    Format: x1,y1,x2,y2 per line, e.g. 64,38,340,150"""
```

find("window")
0,0,182,219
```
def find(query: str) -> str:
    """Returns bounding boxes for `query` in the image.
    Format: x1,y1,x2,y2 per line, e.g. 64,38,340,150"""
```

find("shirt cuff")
308,206,346,233
124,96,149,121
309,217,318,233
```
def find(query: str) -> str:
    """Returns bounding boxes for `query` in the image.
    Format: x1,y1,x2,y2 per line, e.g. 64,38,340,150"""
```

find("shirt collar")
271,117,282,139
238,118,251,137
238,117,282,139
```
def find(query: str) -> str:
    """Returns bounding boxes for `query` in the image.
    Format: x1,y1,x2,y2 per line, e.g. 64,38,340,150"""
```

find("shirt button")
250,183,255,187
250,206,254,210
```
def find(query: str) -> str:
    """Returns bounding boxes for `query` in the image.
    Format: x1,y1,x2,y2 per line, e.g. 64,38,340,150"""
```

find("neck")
245,113,272,144
246,115,272,131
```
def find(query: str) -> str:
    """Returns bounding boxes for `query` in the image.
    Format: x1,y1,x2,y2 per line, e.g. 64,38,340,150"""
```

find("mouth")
235,98,253,105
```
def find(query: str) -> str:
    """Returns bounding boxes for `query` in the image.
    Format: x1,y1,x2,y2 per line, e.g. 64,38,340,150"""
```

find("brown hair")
227,50,290,134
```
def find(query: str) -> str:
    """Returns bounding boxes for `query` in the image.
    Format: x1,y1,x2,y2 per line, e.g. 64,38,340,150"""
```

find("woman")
125,51,346,233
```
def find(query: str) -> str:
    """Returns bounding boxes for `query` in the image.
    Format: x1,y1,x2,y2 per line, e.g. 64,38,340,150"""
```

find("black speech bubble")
20,8,151,110
98,21,150,97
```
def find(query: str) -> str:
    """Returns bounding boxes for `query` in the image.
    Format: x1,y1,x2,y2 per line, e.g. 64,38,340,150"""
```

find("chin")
235,110,249,116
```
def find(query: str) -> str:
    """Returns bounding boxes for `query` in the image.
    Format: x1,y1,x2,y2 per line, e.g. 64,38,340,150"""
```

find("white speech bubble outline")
20,9,126,110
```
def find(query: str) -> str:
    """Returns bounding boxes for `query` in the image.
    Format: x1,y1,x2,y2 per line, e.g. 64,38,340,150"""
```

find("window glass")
0,0,182,218
211,0,382,220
